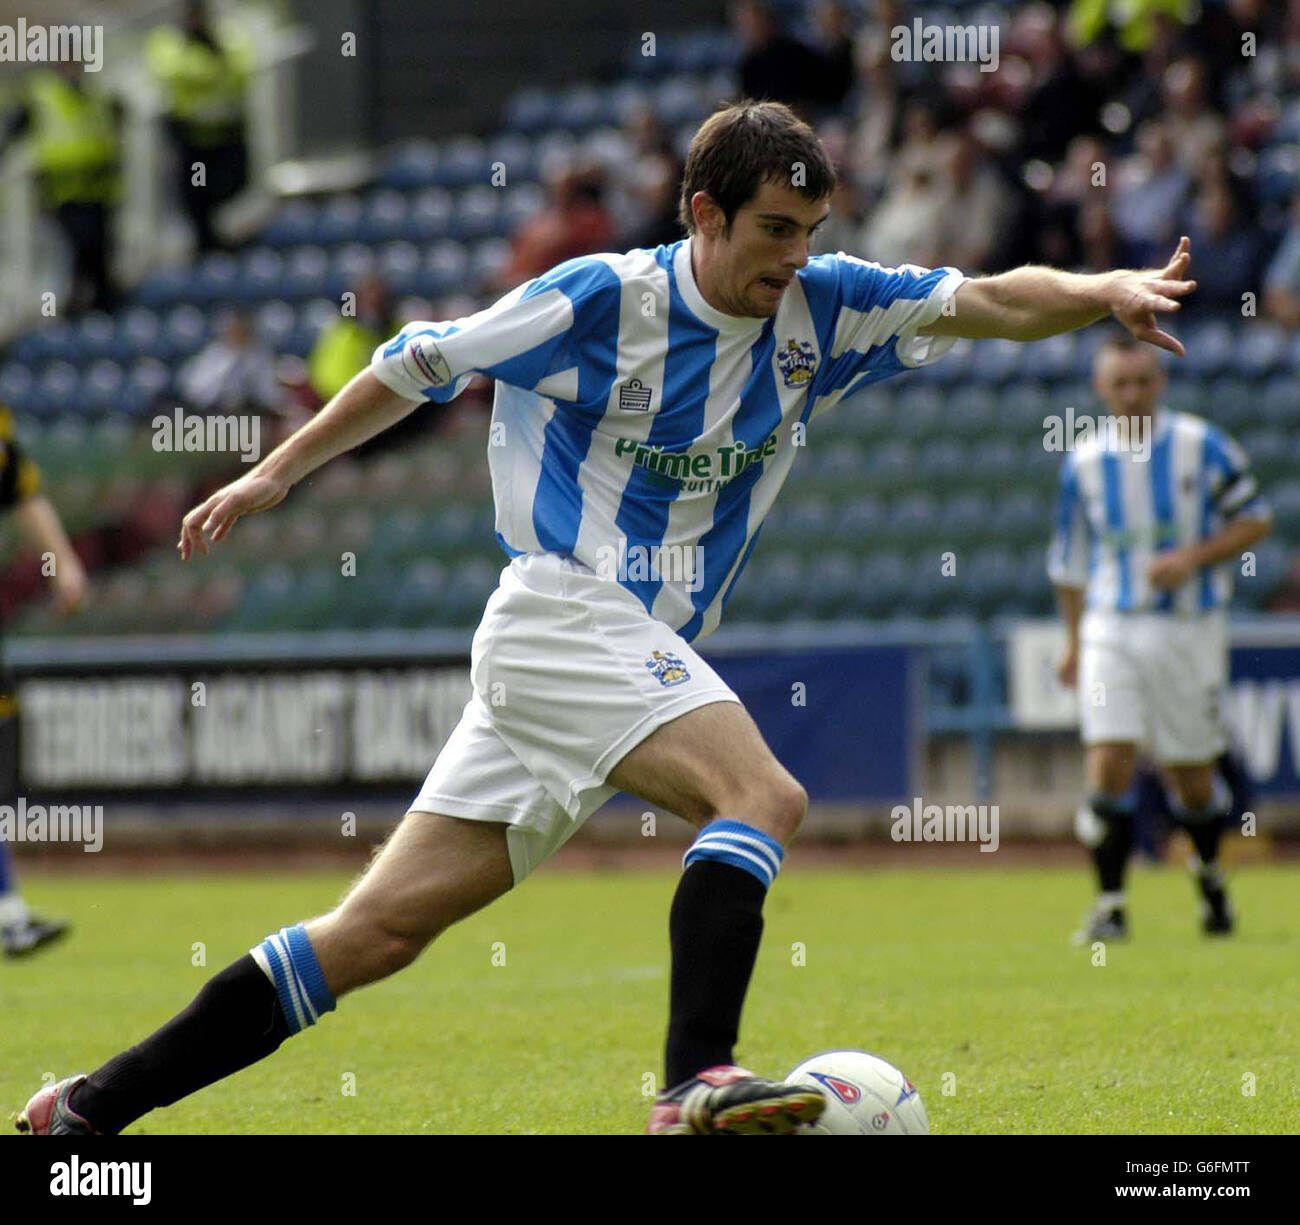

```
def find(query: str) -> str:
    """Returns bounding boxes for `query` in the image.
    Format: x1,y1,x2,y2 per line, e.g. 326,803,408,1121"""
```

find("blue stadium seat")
116,307,165,361
162,305,210,358
287,299,339,358
32,361,80,422
1205,375,1259,433
555,85,609,132
856,552,910,617
1234,323,1288,378
504,88,556,133
834,495,888,537
315,196,364,246
14,319,75,364
1259,373,1296,428
946,385,997,435
190,251,240,304
469,239,511,291
436,137,490,188
402,187,453,242
486,133,537,185
655,75,710,126
236,247,285,303
253,300,296,351
72,312,118,361
124,358,171,416
261,199,319,247
377,241,422,296
1182,320,1234,377
284,246,331,299
500,181,547,235
609,81,653,125
423,241,471,294
925,437,967,480
887,492,940,543
135,264,196,309
803,552,861,617
449,185,502,241
352,190,408,244
326,244,378,298
80,360,124,417
1268,478,1300,537
0,362,35,413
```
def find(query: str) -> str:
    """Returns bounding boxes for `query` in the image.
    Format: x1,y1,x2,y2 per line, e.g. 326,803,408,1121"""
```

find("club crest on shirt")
777,338,816,387
401,335,451,387
645,649,691,687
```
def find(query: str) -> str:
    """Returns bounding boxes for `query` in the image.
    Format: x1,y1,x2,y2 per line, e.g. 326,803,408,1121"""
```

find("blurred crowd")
496,0,1300,324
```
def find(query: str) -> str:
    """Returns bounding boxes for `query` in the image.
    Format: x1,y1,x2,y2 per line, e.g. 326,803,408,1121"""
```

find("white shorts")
1078,610,1228,765
410,552,740,883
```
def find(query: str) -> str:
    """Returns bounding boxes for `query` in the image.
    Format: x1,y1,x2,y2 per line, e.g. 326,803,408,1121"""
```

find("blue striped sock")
251,924,336,1034
682,819,784,890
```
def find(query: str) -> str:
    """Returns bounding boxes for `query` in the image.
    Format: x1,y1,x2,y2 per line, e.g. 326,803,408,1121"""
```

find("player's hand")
1147,549,1196,590
178,470,289,560
1056,641,1079,689
1107,236,1196,357
52,553,88,615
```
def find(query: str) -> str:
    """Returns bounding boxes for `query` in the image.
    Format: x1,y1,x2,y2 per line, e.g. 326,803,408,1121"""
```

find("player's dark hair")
679,100,836,235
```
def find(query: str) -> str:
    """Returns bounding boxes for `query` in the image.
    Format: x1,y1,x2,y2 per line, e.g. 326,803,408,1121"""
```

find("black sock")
665,861,765,1088
1090,794,1135,895
71,954,291,1134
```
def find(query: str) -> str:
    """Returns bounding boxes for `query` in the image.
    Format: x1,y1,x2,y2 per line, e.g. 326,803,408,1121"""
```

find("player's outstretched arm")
921,237,1197,355
178,367,416,559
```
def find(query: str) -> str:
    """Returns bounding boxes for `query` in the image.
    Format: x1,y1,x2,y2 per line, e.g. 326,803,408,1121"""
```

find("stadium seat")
436,136,490,188
284,247,331,300
449,186,502,241
401,187,453,242
314,196,365,246
191,252,240,304
356,190,410,244
504,88,555,133
260,199,319,247
423,241,472,294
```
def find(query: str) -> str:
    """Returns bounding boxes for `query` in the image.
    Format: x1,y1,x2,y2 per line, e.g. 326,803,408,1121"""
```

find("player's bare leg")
605,700,824,1134
1073,741,1139,943
17,812,512,1134
1164,761,1234,934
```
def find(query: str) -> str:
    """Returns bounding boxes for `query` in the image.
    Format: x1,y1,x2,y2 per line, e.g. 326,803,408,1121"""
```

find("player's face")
695,180,831,318
1093,348,1165,418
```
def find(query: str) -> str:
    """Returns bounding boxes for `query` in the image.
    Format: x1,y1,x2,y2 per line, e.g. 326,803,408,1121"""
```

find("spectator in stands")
857,140,947,268
1182,175,1266,316
146,0,253,252
1110,118,1191,265
1075,198,1125,273
932,127,1014,273
1161,57,1226,176
1263,191,1300,327
730,0,850,117
305,275,393,407
1014,3,1106,164
499,162,615,288
4,62,122,313
180,310,280,415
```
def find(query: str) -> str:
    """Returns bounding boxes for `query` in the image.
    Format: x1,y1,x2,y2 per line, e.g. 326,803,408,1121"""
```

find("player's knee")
747,775,808,844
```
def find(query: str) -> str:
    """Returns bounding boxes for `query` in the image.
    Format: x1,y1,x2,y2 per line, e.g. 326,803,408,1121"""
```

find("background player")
0,405,88,957
1050,333,1272,942
18,101,1196,1135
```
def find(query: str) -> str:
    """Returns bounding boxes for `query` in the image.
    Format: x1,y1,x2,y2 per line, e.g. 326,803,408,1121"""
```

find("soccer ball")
785,1050,930,1134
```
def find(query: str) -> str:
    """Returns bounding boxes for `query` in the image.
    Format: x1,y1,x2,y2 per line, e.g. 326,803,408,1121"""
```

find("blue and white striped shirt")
372,238,965,640
1047,409,1270,614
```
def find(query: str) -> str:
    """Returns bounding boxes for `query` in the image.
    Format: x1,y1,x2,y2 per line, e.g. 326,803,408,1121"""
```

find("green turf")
2,860,1297,1134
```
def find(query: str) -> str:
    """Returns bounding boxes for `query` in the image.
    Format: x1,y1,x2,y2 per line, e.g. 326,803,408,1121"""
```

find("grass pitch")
2,858,1297,1135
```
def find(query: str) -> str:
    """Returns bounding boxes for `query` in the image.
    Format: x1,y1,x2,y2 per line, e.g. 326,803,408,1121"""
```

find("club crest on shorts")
777,338,816,387
645,649,690,686
401,335,451,387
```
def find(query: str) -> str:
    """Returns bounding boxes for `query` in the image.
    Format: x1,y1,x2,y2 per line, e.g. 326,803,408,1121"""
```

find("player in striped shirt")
1049,333,1272,943
21,101,1198,1136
